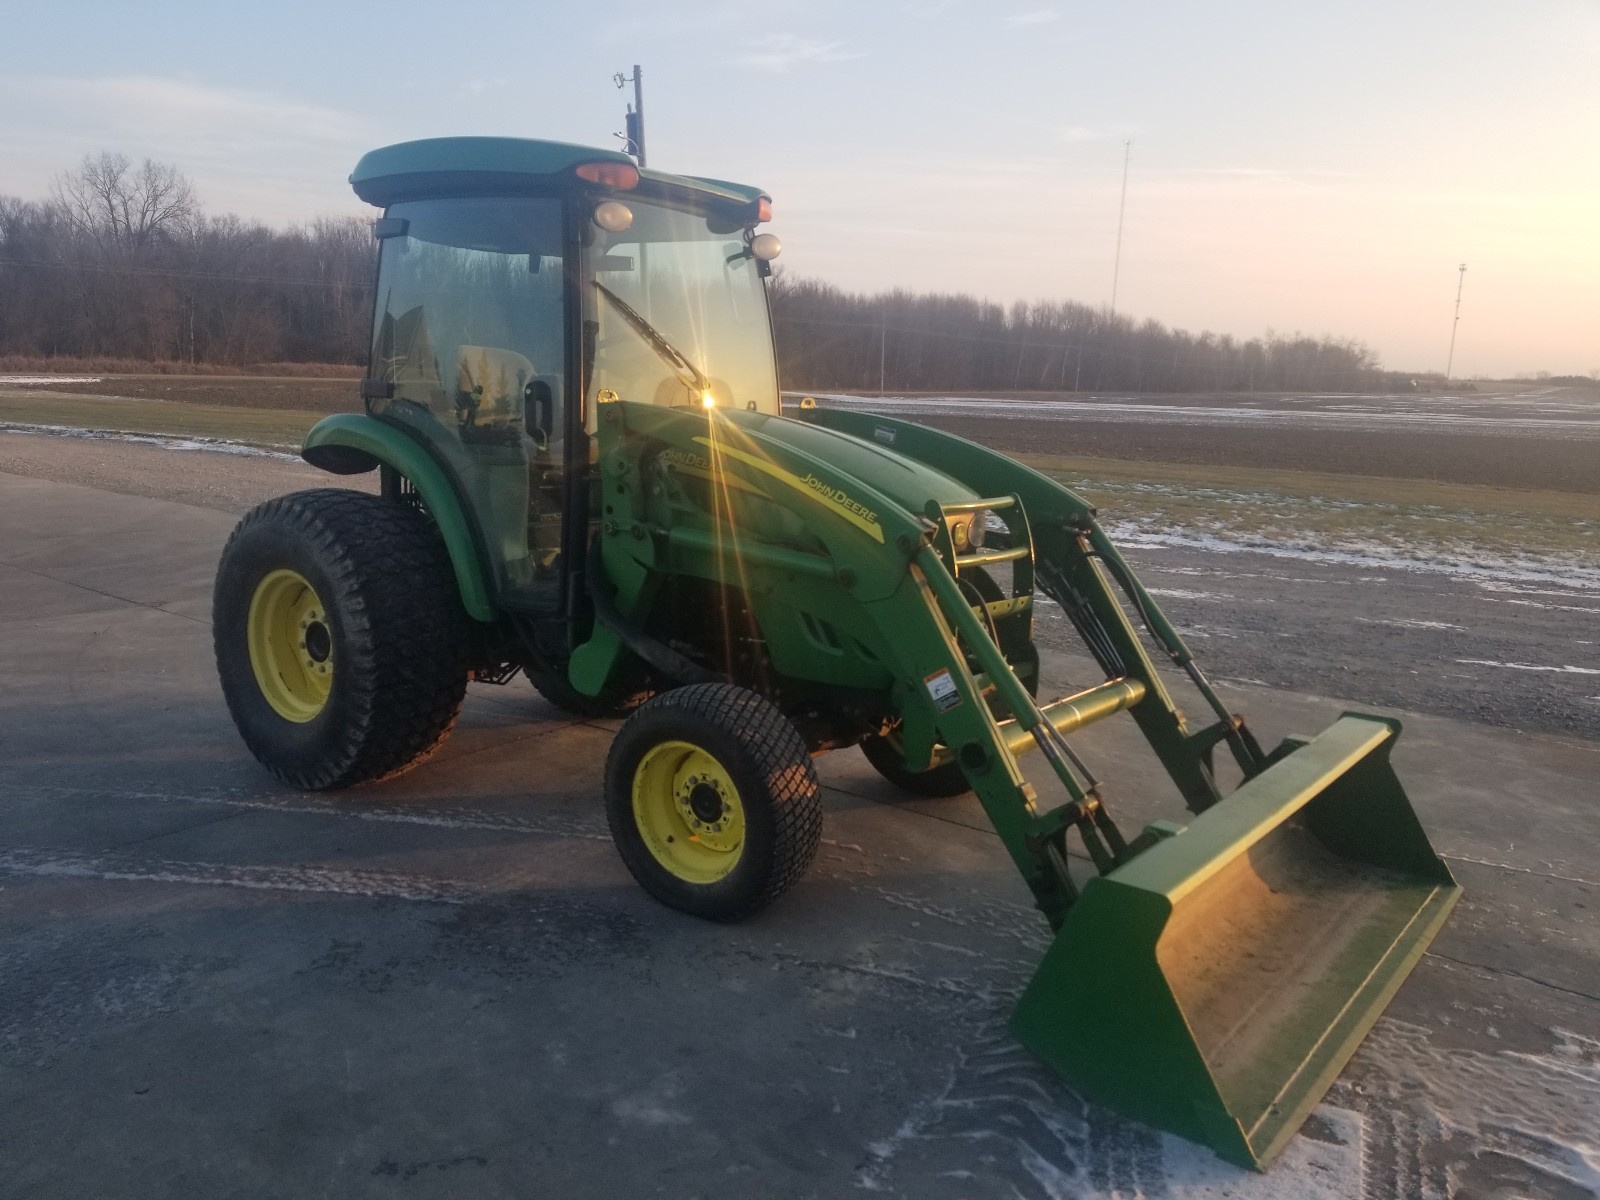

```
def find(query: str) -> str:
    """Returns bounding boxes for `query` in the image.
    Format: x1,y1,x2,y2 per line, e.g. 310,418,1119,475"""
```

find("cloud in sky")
1004,7,1060,26
734,34,864,73
0,74,370,222
1058,126,1118,144
18,74,365,151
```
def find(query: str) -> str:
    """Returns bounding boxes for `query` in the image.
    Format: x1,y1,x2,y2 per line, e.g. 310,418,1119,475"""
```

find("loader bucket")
1009,714,1460,1169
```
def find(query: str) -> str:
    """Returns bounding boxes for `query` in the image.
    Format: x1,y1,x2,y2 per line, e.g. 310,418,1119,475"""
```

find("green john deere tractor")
213,136,1460,1169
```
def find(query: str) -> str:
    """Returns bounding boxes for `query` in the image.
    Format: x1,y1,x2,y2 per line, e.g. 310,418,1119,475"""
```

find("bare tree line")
769,276,1389,394
0,152,371,366
3,152,1390,391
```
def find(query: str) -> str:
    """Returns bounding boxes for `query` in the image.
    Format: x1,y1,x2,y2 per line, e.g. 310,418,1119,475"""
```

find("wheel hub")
686,781,726,825
247,569,334,723
303,620,332,664
631,741,746,883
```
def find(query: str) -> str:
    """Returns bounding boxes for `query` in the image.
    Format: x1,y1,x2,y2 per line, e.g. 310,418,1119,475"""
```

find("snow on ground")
1107,524,1600,591
1456,659,1600,675
857,1018,1600,1198
0,422,299,460
0,376,103,385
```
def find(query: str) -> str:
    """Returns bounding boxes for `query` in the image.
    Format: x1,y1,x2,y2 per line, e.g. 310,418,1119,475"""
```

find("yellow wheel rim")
247,569,334,723
631,740,746,884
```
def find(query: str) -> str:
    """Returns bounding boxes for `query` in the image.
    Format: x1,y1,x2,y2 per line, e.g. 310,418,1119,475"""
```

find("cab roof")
349,136,769,210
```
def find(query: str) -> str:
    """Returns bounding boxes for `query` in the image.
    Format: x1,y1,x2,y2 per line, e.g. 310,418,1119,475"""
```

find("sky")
3,0,1597,377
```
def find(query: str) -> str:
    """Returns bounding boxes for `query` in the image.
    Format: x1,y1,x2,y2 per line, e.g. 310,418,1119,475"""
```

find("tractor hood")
747,411,984,519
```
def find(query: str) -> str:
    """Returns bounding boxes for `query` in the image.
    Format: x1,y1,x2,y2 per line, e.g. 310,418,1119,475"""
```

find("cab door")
368,195,571,612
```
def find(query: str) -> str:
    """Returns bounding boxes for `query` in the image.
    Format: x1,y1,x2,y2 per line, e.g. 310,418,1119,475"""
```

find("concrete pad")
2,470,1596,1200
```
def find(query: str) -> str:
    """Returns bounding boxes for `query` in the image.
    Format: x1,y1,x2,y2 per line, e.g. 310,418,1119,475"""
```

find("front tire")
605,684,822,921
213,488,469,789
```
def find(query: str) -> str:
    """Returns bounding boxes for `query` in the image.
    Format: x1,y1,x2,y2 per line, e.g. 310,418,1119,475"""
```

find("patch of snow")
1455,659,1600,675
1475,579,1600,600
1355,1021,1600,1197
1108,524,1600,591
0,375,104,385
857,1023,1365,1198
0,422,298,460
1356,617,1466,631
1148,564,1327,585
1489,597,1600,615
1145,587,1234,602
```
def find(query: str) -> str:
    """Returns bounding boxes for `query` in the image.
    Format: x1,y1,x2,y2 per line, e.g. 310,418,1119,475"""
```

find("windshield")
584,196,778,426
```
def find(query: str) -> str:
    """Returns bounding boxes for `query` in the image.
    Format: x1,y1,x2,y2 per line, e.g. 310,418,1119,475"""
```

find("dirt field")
18,374,360,412
935,414,1600,494
12,375,1600,494
822,383,1600,496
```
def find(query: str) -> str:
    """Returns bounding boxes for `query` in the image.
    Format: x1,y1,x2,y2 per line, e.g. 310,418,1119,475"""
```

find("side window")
369,197,567,608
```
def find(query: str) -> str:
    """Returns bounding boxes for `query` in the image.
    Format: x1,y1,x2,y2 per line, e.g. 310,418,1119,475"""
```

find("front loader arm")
806,406,1254,811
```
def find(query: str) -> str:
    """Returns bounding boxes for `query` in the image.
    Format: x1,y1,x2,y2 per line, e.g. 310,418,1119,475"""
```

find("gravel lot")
3,424,1596,1200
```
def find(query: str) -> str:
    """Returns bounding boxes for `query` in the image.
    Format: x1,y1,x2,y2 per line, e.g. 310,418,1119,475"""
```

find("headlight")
949,511,988,552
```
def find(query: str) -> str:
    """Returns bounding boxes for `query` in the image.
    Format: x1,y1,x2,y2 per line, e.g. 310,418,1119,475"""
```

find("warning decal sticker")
924,668,962,712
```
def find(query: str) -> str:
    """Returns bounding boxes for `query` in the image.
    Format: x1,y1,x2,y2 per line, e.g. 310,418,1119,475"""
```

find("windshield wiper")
592,281,710,395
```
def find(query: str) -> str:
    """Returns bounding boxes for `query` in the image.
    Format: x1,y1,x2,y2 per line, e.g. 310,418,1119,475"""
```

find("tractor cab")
347,138,781,613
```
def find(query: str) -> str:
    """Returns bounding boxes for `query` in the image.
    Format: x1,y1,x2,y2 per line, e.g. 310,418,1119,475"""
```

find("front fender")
302,413,496,622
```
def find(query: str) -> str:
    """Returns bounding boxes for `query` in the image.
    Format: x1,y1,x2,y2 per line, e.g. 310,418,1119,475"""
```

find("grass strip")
0,390,322,450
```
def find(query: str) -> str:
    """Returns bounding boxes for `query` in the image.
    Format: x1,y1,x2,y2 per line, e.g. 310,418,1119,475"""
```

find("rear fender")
302,413,495,622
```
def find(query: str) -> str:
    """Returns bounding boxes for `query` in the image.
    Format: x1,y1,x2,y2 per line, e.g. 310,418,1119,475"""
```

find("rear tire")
213,488,469,790
605,684,822,921
527,667,648,720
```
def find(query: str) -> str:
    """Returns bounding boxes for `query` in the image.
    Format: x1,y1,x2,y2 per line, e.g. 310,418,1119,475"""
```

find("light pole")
613,65,646,166
1444,263,1466,381
1110,137,1131,316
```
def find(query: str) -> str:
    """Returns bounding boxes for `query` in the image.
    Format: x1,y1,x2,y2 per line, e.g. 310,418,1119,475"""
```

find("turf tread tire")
527,669,650,720
213,488,469,790
605,683,822,921
860,733,972,798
